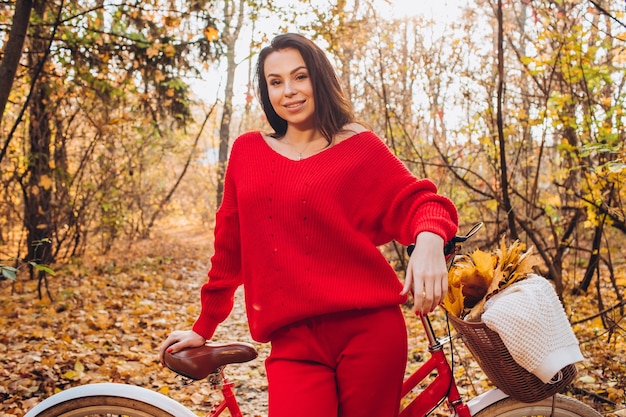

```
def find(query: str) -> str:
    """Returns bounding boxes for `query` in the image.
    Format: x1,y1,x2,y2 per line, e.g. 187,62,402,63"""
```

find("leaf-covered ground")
1,226,624,416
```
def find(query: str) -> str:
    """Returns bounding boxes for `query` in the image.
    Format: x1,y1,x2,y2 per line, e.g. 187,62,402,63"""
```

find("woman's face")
264,48,315,131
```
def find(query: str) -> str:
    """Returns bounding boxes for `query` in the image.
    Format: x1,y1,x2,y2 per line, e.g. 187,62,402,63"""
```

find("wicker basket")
448,313,577,403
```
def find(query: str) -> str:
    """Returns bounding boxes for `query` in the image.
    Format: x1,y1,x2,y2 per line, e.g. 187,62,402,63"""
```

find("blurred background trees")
1,0,624,321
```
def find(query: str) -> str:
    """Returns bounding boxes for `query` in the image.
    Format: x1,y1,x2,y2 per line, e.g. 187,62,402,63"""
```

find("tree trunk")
0,0,34,162
216,0,244,207
496,0,518,240
25,0,54,299
577,210,607,294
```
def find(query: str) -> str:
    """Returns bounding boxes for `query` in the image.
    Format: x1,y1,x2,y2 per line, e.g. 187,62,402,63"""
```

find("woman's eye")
295,73,308,80
269,79,281,86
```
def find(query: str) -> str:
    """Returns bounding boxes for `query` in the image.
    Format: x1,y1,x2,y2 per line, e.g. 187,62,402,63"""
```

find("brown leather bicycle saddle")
163,342,258,380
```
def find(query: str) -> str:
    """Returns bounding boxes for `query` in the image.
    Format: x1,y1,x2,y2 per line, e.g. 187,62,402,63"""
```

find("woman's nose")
283,80,296,96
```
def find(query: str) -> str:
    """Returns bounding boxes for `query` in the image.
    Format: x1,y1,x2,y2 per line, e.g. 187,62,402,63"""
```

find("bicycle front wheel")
474,394,602,417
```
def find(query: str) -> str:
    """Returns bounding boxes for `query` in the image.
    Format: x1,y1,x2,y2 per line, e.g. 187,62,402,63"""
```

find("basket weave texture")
448,313,577,403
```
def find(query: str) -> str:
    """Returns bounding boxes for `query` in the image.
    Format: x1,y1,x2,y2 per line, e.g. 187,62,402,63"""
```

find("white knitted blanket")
481,274,584,383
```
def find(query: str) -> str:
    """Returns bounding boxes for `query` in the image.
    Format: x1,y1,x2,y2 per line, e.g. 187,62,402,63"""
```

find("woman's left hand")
401,231,448,315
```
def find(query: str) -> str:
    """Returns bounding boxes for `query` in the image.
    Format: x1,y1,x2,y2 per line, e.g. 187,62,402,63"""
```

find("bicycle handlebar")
407,222,483,258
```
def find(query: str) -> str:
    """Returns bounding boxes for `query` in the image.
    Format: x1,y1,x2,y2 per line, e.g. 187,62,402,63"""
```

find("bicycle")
24,224,603,417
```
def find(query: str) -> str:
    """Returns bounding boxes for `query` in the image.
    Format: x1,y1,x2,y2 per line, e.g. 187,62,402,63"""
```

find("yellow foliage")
154,70,166,83
442,281,464,317
39,175,53,191
204,26,219,42
444,249,494,317
163,43,177,58
492,237,535,289
146,45,160,58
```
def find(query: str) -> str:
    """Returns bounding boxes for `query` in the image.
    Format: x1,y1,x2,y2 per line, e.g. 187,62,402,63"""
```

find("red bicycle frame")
398,223,484,416
208,375,243,417
399,314,471,417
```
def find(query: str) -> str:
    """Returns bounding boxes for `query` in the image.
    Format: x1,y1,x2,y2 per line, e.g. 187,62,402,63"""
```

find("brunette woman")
160,33,458,417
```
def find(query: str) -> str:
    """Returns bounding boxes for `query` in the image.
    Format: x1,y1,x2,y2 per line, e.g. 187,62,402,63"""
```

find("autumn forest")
0,0,625,415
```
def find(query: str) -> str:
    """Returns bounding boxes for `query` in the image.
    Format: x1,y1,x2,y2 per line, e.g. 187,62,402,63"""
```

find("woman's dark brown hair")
255,33,355,144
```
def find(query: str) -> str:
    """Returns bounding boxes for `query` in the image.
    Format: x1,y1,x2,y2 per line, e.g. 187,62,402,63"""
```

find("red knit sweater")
193,131,458,342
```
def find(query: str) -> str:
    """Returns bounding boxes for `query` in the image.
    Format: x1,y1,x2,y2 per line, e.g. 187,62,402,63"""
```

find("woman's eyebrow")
266,65,307,78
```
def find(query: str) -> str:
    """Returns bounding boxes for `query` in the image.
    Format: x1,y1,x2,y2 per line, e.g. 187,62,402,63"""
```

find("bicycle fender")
467,388,509,415
24,382,197,417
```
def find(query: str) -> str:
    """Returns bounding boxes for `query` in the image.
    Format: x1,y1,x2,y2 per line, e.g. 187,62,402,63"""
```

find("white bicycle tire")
473,393,602,417
24,383,197,417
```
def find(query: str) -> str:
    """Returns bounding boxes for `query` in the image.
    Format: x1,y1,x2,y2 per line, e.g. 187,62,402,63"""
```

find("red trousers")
265,306,408,417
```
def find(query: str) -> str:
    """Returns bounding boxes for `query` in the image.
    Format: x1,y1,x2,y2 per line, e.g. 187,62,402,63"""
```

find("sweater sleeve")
362,133,458,246
384,177,459,245
192,138,244,340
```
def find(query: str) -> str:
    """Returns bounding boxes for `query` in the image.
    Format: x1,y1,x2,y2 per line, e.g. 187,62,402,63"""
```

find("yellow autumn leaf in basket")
442,276,464,317
492,237,535,289
444,249,496,317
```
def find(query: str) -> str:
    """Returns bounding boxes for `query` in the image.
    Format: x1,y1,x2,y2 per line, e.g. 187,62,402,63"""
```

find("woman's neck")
282,127,324,145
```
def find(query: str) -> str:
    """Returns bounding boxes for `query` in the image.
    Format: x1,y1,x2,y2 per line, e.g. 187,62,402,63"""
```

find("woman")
160,33,458,417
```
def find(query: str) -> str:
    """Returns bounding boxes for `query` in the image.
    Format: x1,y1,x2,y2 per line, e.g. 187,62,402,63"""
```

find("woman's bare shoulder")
335,122,369,143
259,130,276,139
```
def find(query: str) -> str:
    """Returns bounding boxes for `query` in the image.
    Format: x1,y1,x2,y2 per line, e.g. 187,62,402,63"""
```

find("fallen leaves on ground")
0,226,623,416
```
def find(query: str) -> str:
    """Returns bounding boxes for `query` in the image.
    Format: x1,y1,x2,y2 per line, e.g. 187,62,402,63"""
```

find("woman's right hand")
158,330,206,364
